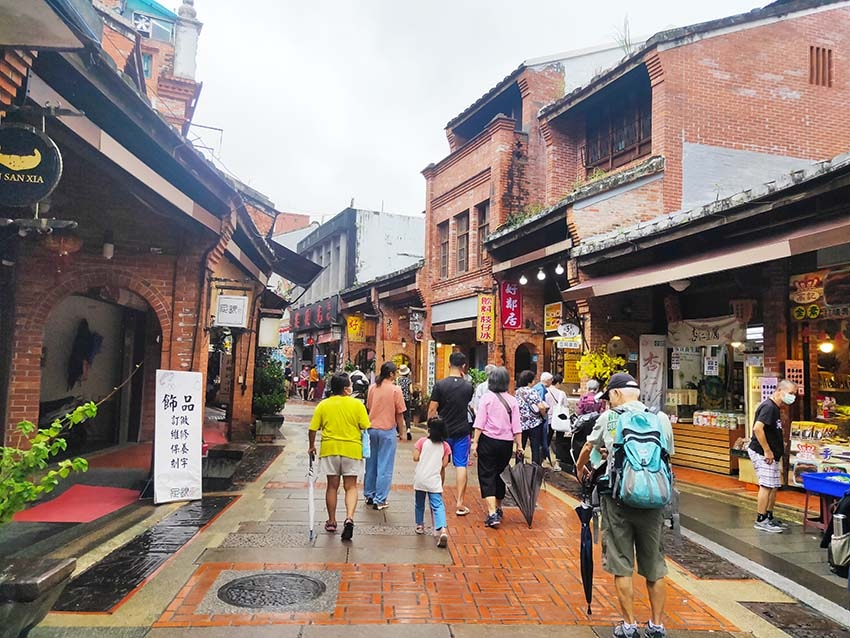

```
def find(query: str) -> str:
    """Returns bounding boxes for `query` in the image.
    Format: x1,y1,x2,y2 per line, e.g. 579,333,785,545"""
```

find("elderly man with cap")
575,372,675,638
396,364,413,440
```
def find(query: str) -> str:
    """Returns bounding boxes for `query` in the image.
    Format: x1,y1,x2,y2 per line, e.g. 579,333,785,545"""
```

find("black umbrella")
575,502,594,615
500,455,544,527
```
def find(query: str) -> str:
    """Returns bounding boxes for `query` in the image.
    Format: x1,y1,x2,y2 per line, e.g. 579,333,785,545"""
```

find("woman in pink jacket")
471,367,522,529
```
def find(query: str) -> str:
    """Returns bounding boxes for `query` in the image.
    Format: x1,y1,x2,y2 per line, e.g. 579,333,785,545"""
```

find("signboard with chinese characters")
154,370,203,504
383,315,397,341
789,267,850,321
409,310,425,342
500,281,522,330
0,123,63,207
347,315,365,341
290,296,339,331
704,356,719,376
543,303,563,333
667,315,745,347
476,294,495,342
427,340,437,394
215,295,249,328
639,335,666,411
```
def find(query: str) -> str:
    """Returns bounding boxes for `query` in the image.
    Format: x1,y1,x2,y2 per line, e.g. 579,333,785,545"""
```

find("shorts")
748,448,781,488
318,455,363,477
309,381,318,388
600,495,667,581
446,435,471,468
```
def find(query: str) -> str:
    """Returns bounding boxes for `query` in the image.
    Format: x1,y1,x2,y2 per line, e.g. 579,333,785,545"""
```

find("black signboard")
291,297,338,331
0,123,63,207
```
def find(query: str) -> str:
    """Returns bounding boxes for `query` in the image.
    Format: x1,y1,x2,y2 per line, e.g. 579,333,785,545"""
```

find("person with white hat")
397,364,413,440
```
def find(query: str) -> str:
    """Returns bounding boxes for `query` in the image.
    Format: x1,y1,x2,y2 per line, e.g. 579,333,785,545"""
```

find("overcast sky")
191,0,759,219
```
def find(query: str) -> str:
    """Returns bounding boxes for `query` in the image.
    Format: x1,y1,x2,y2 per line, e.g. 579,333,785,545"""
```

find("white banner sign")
427,340,437,394
154,370,203,505
667,315,745,347
639,335,666,412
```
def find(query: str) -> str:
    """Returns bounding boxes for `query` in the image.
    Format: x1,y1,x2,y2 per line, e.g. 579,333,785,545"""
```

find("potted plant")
0,403,95,638
576,346,627,386
253,350,288,443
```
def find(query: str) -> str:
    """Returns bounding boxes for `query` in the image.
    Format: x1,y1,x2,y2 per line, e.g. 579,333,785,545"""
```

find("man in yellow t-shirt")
308,372,370,541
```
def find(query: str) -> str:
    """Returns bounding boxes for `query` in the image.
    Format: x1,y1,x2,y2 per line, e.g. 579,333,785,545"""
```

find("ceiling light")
555,263,565,275
819,340,835,354
519,274,528,285
537,267,546,281
669,279,691,293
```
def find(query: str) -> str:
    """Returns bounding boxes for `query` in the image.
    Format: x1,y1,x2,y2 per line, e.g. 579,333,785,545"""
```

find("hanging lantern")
41,231,83,274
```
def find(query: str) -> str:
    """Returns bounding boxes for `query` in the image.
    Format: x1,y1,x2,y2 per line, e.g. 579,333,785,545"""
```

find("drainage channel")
53,496,234,613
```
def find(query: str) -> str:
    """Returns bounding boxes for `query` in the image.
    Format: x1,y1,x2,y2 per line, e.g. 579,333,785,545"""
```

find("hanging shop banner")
789,267,850,321
427,339,437,394
315,354,326,377
215,295,249,328
347,315,365,341
383,315,397,341
544,302,563,333
0,123,63,207
500,281,522,330
667,315,745,347
639,335,666,412
476,294,495,342
409,310,425,342
291,296,339,331
704,356,719,377
154,370,203,505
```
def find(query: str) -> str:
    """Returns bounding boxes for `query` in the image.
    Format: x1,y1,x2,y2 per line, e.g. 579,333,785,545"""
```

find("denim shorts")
447,435,471,467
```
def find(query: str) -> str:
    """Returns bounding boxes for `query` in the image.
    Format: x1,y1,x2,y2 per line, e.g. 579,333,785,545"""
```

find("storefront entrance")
514,343,538,384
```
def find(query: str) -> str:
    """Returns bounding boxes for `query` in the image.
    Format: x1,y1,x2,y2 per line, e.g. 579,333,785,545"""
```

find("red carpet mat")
13,484,140,523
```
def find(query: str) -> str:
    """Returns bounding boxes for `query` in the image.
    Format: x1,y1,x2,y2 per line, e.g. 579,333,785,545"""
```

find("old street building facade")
0,1,318,448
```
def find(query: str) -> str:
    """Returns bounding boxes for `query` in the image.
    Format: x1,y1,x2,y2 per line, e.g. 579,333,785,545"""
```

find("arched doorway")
514,342,538,386
355,347,376,375
38,287,160,453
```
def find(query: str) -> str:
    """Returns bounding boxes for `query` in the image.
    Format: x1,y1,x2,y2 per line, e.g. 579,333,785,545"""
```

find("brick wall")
273,212,312,235
567,176,665,242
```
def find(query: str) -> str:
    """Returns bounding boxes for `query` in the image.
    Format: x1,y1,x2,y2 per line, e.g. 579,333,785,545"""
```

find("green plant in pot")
0,402,96,638
253,349,287,442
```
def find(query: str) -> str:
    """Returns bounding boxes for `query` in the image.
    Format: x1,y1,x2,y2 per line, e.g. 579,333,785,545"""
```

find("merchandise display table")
800,472,850,533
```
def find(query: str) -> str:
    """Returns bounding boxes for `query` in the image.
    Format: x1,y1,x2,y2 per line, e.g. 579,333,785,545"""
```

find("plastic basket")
800,472,850,498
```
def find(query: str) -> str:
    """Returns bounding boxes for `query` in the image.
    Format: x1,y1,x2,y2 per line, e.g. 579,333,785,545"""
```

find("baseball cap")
597,372,639,401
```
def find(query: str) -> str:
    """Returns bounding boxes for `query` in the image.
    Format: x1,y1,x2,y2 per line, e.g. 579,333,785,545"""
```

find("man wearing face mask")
748,378,798,533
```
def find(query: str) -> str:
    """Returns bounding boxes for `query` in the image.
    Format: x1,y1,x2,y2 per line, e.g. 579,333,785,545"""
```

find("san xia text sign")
0,123,63,206
500,281,522,330
154,370,203,504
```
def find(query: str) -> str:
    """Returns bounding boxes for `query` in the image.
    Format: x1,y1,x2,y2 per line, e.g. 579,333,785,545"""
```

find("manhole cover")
217,572,326,608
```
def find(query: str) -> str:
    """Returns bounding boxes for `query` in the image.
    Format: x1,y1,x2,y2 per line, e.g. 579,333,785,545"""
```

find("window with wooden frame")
438,221,449,279
476,200,490,267
584,80,652,171
810,46,833,87
456,211,470,274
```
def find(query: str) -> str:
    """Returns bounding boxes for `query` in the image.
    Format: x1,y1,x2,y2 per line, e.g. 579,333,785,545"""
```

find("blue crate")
801,472,850,498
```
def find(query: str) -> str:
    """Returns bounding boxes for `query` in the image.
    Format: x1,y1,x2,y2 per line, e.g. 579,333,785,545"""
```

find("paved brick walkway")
154,401,737,631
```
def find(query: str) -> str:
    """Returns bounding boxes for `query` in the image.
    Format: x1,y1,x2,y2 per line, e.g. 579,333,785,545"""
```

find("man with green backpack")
575,373,675,638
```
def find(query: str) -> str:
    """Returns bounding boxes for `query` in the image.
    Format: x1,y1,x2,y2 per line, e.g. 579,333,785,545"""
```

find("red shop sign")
500,281,522,330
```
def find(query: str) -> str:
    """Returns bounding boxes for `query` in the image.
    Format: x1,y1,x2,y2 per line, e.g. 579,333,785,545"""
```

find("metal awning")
563,216,849,301
268,241,322,288
0,0,101,50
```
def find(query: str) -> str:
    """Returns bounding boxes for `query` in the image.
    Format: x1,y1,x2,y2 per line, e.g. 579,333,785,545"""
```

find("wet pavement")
741,602,850,637
23,399,850,637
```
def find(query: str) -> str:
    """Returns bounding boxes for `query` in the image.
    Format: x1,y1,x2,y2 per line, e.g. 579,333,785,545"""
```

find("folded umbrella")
500,455,544,527
575,502,594,615
307,452,317,542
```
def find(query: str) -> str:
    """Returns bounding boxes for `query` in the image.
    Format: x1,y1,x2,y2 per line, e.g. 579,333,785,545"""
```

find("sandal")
455,506,470,516
324,520,338,533
415,524,426,535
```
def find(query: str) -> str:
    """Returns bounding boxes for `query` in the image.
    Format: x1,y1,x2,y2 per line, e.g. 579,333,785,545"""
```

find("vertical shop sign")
347,315,365,341
639,335,666,412
154,370,203,505
703,356,719,377
500,281,522,330
409,311,425,342
315,354,326,377
427,340,437,394
383,315,397,341
543,303,563,333
476,294,495,342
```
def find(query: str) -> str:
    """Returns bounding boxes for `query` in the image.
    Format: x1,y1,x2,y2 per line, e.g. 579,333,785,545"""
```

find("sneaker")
436,529,448,548
496,507,503,518
406,431,412,441
341,519,354,541
645,622,666,638
754,518,783,533
551,462,562,472
613,622,640,638
374,502,389,511
769,517,790,529
484,513,501,528
365,497,374,506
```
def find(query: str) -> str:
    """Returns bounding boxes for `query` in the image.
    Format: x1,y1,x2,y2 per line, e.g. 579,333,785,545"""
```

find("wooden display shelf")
671,423,744,475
